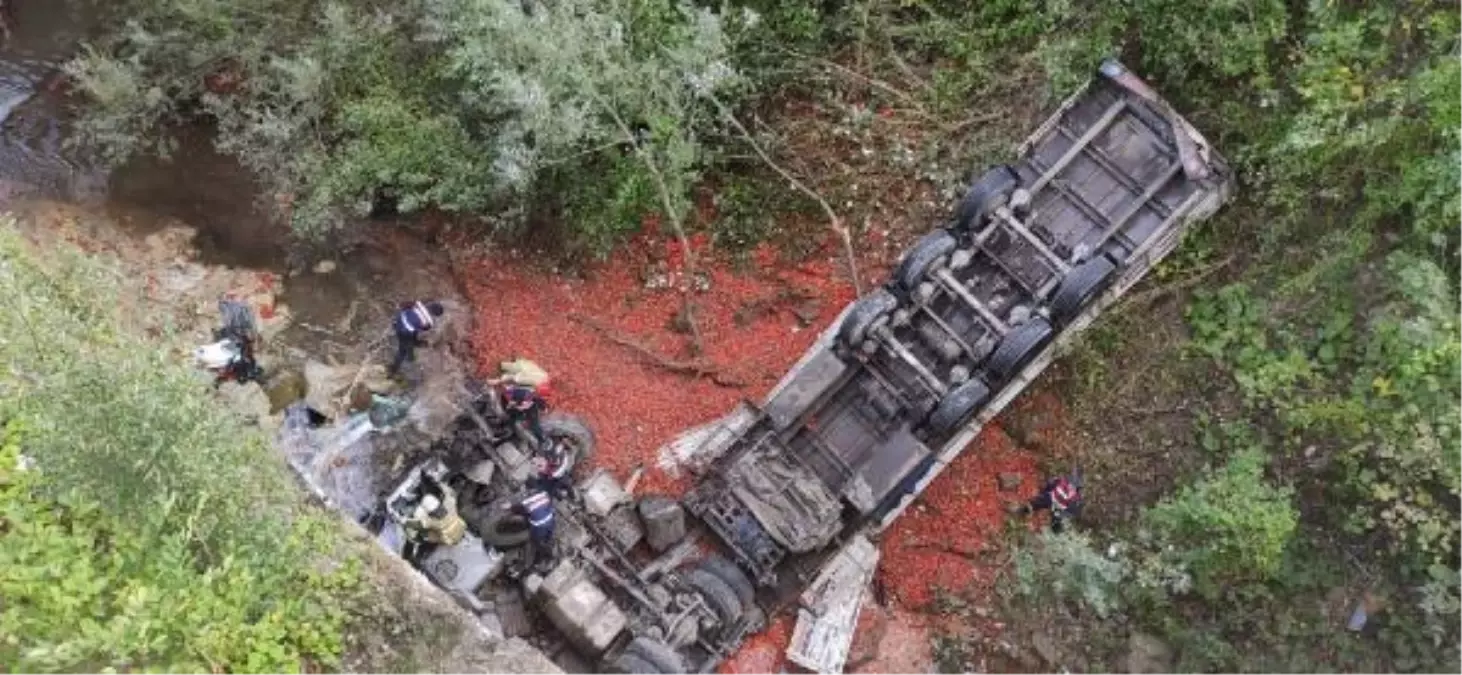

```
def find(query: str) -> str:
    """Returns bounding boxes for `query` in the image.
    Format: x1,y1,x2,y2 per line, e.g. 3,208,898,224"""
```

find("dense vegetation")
59,0,1461,672
0,223,360,672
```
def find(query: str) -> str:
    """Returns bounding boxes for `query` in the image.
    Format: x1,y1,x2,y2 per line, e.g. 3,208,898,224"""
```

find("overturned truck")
371,59,1234,673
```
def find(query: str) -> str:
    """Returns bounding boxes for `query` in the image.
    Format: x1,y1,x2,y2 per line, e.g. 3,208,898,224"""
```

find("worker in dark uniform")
388,300,445,377
502,383,548,449
510,489,556,573
528,442,576,501
1014,473,1084,533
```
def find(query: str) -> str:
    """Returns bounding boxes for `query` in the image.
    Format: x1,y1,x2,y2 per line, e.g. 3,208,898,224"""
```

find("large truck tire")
608,653,661,674
894,230,958,293
926,377,991,436
626,637,686,674
986,317,1054,383
695,554,756,609
954,165,1020,232
685,568,744,626
837,288,899,348
1050,256,1117,325
541,413,595,475
478,509,533,548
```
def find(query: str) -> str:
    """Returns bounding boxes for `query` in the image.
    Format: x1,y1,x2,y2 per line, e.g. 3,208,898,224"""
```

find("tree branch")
705,93,864,296
569,313,745,387
1114,255,1236,313
593,96,708,356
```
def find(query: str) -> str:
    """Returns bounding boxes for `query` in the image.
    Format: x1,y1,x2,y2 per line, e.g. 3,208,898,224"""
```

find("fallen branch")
706,93,864,296
570,313,746,388
1114,255,1235,312
339,328,393,409
782,47,932,121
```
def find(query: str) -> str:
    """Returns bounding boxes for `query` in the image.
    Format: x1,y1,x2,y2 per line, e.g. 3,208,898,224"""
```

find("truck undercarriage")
358,58,1234,674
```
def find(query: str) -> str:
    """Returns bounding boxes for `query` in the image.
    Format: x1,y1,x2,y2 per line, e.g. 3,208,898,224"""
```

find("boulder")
303,360,392,419
580,469,630,518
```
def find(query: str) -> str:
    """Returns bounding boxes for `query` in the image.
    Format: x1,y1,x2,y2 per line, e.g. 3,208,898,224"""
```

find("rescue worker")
503,383,549,449
1013,473,1084,533
200,297,263,387
485,356,553,398
527,442,576,501
403,484,467,546
509,489,556,573
388,300,445,378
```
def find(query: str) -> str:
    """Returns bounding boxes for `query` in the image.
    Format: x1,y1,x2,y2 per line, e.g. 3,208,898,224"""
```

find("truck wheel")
695,555,756,609
479,509,533,548
686,568,744,626
926,377,991,436
609,653,661,674
987,317,1054,383
1050,256,1117,325
954,165,1020,232
894,230,957,293
626,637,686,674
541,413,596,475
837,288,899,348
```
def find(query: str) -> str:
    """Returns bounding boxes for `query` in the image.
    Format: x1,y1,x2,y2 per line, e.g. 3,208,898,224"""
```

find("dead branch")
595,97,708,356
906,541,990,563
782,47,933,121
569,313,746,388
1114,255,1236,313
706,93,865,296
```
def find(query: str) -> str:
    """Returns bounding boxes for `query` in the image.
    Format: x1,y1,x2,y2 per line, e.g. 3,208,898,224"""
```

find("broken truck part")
357,58,1232,674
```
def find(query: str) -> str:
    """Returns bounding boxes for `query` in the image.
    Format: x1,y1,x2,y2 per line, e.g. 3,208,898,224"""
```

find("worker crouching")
1013,474,1084,533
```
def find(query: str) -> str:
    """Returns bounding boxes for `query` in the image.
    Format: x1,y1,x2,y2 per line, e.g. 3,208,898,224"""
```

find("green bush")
0,222,358,672
1141,449,1298,598
1014,529,1128,618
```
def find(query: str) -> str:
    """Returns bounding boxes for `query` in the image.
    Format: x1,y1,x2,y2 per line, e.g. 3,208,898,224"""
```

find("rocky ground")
0,195,559,674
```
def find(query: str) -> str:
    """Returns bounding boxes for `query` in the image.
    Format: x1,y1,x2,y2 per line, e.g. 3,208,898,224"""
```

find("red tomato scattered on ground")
457,228,1051,673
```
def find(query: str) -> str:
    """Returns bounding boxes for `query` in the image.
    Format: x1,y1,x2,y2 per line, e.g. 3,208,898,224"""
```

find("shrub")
1141,449,1298,598
1014,529,1129,618
0,221,358,672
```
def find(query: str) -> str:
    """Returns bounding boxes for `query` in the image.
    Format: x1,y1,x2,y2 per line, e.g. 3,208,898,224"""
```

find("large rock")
405,348,471,437
303,359,394,419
